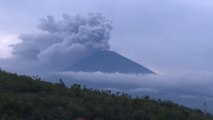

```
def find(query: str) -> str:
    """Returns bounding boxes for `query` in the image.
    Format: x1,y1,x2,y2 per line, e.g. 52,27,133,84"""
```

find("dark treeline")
0,70,212,120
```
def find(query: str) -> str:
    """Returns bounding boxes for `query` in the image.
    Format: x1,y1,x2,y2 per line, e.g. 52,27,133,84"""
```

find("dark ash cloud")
1,13,113,75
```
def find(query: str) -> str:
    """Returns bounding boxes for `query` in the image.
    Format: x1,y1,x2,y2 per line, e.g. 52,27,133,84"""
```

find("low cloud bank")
57,71,213,97
55,72,213,101
50,71,213,113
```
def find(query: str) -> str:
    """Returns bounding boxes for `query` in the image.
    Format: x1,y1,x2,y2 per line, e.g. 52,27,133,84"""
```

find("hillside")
0,70,212,120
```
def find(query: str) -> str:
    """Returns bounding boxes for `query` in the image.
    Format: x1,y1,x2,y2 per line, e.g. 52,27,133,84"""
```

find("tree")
59,78,65,87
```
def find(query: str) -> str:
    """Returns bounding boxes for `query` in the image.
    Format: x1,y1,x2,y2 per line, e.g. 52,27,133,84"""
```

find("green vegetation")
0,70,212,120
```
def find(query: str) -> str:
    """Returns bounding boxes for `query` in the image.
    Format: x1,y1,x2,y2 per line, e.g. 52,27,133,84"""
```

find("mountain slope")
65,50,154,74
0,70,212,120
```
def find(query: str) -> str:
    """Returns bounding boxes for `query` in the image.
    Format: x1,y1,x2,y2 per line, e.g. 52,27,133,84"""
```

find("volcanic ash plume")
11,13,113,70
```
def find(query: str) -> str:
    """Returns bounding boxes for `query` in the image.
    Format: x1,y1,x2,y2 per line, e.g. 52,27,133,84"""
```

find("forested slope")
0,70,212,120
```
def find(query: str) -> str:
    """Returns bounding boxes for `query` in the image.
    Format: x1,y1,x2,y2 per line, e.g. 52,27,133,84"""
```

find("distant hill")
0,70,212,120
65,50,154,74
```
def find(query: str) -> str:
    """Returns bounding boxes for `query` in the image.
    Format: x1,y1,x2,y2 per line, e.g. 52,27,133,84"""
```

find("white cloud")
55,71,213,97
0,35,21,59
179,95,200,100
50,71,213,112
128,87,159,93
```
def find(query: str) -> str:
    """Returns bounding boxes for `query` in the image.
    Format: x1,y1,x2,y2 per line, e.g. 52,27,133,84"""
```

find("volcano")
64,50,154,74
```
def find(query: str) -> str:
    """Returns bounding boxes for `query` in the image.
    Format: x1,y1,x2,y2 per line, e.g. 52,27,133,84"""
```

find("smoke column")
11,13,113,71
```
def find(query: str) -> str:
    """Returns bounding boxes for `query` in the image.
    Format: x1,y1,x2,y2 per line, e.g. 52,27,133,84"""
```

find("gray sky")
1,0,213,73
1,0,213,112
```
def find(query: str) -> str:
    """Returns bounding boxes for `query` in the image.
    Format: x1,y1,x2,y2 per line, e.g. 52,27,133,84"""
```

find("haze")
1,0,213,113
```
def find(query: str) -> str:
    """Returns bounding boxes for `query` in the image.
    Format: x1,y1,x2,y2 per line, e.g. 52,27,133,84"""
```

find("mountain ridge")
65,50,155,74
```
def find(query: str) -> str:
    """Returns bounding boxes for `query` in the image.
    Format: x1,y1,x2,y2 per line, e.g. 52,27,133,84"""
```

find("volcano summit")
65,50,154,74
